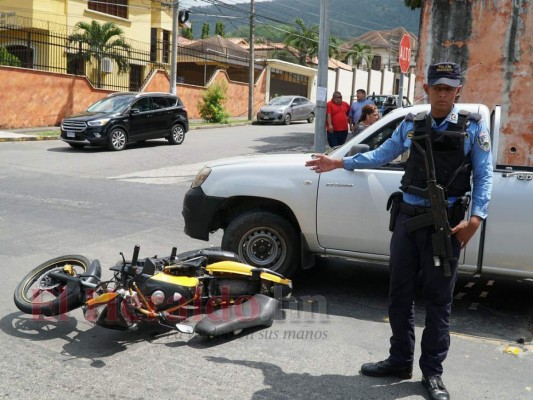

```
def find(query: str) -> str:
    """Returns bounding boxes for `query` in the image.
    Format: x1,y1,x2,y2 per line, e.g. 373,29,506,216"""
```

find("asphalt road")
1,124,532,400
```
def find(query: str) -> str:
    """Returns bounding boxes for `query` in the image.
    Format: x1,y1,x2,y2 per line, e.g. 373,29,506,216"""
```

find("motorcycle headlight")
88,118,111,127
191,166,212,188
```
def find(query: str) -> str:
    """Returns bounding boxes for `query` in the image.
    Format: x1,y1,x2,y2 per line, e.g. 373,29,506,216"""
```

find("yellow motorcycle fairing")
148,272,199,288
206,261,292,287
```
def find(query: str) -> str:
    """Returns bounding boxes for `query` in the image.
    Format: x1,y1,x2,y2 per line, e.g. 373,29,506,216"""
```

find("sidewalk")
0,118,253,142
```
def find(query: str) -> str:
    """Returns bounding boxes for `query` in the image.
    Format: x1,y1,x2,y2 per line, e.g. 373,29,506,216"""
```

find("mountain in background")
186,0,421,42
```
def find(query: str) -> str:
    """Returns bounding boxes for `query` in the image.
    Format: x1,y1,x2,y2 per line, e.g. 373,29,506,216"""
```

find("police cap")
427,62,461,87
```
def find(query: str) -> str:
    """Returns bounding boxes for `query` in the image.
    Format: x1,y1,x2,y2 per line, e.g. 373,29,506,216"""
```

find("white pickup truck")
182,104,532,278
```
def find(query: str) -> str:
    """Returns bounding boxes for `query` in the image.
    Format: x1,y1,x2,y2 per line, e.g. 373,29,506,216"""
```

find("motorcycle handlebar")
48,271,97,288
131,245,140,267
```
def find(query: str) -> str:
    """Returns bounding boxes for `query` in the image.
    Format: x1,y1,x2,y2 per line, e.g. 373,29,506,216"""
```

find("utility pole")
248,0,255,121
169,0,179,94
314,0,330,153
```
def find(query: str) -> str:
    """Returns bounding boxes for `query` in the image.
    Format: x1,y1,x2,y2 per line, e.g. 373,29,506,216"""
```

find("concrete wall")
416,0,533,166
381,70,396,95
326,67,415,104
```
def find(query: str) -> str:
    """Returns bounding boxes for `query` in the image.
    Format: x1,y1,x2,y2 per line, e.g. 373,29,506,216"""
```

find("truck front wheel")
221,211,299,277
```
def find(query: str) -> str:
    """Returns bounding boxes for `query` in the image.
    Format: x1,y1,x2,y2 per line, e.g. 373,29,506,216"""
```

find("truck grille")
62,120,87,132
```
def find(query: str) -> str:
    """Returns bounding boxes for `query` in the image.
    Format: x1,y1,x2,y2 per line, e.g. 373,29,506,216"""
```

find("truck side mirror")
347,144,370,157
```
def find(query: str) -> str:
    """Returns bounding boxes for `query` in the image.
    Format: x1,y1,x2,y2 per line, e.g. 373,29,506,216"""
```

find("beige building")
339,26,418,73
0,0,175,90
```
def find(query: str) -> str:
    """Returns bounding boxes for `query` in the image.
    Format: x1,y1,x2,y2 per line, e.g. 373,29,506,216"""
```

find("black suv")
60,92,189,151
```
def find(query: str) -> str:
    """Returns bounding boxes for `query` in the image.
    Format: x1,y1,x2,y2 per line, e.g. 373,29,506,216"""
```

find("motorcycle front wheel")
14,255,91,316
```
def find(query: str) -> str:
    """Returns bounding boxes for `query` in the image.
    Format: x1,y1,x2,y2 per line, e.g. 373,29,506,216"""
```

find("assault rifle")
402,117,454,277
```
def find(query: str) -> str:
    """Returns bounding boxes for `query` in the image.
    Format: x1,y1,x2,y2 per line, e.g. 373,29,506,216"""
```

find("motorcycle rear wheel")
14,255,91,316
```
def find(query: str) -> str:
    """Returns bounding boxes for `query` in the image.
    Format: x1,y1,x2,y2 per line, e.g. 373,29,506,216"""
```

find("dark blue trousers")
387,212,460,377
327,130,348,147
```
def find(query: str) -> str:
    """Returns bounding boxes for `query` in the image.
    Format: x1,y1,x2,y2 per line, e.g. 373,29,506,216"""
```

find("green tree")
283,18,319,65
197,82,230,123
271,49,299,64
215,21,225,37
329,36,341,59
344,42,373,69
182,25,193,40
0,47,21,67
67,20,131,88
201,22,210,39
404,0,422,9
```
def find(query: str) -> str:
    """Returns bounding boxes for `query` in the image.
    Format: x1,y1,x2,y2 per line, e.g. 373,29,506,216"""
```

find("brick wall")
0,66,267,129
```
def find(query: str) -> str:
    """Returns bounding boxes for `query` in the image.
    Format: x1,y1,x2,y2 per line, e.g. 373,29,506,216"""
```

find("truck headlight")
88,118,111,127
191,166,212,188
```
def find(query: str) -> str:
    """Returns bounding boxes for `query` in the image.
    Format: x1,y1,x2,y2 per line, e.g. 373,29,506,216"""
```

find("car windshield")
87,95,136,113
268,97,292,106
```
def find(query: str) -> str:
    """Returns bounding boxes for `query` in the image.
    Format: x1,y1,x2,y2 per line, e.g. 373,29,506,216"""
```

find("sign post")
397,34,411,108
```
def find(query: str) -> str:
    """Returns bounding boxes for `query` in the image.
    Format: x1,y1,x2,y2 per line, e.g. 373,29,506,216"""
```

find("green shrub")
0,47,21,67
197,82,230,123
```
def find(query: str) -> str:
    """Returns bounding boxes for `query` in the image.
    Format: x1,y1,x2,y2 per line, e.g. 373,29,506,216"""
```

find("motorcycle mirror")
175,323,194,334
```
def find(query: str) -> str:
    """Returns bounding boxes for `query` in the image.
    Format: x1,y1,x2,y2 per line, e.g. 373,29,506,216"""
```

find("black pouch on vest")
386,191,403,232
448,195,471,227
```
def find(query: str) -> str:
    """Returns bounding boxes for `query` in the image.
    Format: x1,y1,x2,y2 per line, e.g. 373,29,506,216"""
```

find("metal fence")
0,14,259,91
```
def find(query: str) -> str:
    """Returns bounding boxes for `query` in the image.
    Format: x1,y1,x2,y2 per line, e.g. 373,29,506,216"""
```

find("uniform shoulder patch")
477,130,491,152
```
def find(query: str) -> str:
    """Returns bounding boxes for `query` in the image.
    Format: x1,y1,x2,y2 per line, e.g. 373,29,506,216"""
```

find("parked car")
60,92,189,151
256,95,315,125
181,104,531,282
367,94,412,116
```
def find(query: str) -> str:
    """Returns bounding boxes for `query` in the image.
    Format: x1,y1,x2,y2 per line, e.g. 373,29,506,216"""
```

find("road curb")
0,121,254,142
0,136,60,142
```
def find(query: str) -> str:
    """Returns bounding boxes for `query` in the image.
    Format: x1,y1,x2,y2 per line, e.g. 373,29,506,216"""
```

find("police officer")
305,62,493,400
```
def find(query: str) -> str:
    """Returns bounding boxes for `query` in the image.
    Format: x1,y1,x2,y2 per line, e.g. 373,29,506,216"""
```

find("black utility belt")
399,202,433,217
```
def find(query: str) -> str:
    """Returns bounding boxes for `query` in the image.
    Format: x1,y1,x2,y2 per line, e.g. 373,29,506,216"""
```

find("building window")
150,28,157,62
88,0,128,19
371,55,382,71
162,30,170,64
67,53,84,75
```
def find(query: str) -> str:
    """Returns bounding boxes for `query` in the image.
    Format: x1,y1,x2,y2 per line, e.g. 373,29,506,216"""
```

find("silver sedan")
256,95,316,125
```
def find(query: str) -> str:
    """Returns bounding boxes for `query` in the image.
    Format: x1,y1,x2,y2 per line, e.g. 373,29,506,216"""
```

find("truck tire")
221,211,299,277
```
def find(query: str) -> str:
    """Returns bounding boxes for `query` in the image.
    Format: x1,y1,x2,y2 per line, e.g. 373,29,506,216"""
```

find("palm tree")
344,42,373,69
68,20,131,88
283,18,319,65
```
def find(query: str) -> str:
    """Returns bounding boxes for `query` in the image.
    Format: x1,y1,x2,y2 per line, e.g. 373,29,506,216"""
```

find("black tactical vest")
400,111,478,198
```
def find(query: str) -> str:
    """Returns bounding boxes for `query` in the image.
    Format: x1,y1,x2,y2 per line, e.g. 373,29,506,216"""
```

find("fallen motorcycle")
14,246,292,337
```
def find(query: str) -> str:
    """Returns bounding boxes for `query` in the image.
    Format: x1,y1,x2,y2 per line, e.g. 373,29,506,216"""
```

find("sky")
180,0,271,8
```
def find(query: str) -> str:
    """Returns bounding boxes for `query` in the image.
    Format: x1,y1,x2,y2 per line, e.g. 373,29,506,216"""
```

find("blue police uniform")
343,105,493,377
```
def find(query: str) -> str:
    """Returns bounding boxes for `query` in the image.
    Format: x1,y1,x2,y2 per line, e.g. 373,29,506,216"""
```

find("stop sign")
399,34,411,74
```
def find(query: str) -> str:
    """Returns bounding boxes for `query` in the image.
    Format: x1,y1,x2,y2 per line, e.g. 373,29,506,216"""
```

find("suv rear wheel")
108,128,127,151
168,123,185,145
221,211,299,277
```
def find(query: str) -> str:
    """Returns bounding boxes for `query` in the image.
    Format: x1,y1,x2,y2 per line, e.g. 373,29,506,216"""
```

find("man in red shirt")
326,91,350,147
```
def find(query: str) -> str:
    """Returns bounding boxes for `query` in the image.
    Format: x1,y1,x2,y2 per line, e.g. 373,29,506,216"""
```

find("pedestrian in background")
306,62,493,400
353,104,379,136
326,91,350,147
349,89,374,134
